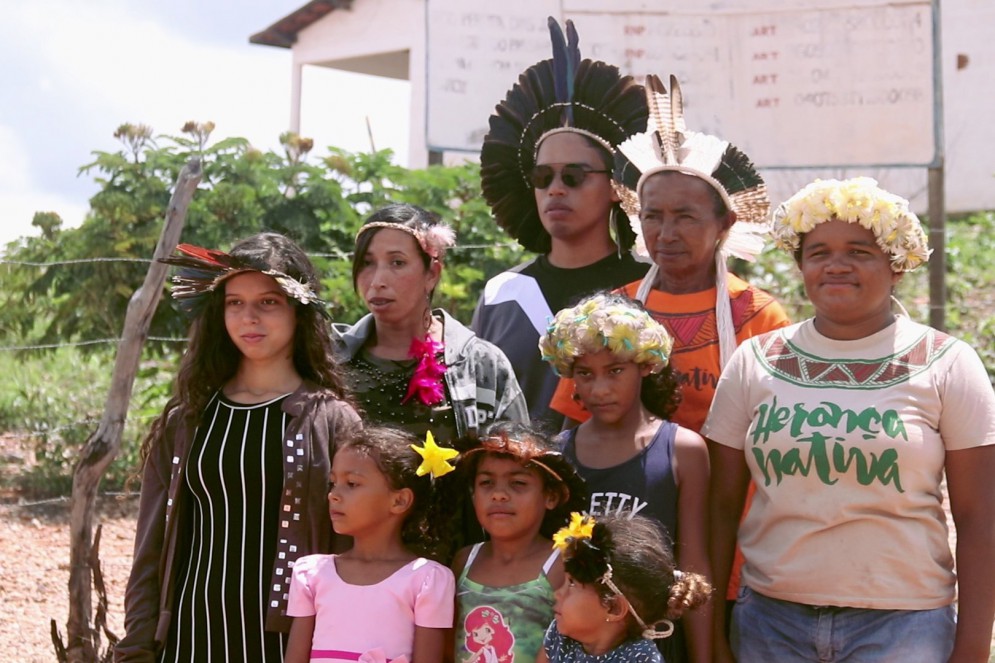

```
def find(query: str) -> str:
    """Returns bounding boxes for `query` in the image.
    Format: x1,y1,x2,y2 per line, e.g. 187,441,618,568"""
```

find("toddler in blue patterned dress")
537,514,711,663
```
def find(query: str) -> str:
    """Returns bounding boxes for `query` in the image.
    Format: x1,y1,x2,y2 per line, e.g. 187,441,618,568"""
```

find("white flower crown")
771,177,931,272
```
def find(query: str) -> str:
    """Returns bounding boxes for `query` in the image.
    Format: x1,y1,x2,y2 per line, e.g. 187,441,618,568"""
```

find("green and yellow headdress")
539,293,673,378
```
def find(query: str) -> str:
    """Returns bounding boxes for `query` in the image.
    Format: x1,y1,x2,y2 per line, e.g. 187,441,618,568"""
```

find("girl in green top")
448,422,587,662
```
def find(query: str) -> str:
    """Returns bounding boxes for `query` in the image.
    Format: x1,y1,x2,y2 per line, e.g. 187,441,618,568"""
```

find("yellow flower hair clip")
411,431,458,479
553,512,596,552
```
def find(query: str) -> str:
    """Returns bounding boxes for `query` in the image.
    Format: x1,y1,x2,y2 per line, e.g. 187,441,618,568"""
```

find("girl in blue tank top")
540,293,714,663
448,422,588,663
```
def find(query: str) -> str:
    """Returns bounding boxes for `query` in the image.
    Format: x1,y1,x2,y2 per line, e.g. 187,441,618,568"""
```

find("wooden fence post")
60,159,202,663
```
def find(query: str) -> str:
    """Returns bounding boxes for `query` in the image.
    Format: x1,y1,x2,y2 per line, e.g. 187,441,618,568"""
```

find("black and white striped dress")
162,393,290,662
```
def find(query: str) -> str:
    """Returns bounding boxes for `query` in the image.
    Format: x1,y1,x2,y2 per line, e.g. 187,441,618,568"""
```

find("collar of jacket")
332,308,476,366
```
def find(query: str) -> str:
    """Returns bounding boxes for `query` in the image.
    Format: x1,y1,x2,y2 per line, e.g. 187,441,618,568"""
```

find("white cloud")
14,1,293,149
0,125,88,247
0,0,409,248
0,190,90,249
0,126,32,190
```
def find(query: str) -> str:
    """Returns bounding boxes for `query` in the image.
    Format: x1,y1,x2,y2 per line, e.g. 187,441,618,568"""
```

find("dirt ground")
0,494,138,662
0,473,992,661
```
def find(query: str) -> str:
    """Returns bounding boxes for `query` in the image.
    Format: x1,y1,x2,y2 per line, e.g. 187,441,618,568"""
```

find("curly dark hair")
335,426,452,561
141,232,352,464
562,514,711,635
450,421,589,540
640,365,682,421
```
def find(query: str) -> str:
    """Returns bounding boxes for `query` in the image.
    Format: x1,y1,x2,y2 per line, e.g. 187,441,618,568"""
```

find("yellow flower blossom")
771,177,930,273
553,512,596,552
410,431,458,479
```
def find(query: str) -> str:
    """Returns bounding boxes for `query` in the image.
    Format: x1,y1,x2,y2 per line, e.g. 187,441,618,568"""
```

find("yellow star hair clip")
410,431,458,479
552,512,596,552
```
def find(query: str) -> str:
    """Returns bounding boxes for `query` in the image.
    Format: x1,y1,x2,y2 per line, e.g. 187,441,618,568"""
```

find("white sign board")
426,0,938,168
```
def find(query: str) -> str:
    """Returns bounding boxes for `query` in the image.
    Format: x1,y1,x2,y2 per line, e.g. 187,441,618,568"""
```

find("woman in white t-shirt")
704,177,995,663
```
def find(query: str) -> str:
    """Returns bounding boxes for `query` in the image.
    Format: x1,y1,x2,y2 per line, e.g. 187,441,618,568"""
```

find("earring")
422,293,433,334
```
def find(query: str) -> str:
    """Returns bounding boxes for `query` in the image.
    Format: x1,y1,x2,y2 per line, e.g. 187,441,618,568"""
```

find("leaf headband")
539,293,673,378
771,177,931,272
356,221,456,260
160,243,328,319
552,513,675,641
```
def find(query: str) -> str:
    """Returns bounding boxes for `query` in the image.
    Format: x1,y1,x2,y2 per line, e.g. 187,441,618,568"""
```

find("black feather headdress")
480,17,648,253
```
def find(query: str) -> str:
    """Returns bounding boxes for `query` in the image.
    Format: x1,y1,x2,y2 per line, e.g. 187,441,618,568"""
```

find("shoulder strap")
541,548,560,575
465,542,484,569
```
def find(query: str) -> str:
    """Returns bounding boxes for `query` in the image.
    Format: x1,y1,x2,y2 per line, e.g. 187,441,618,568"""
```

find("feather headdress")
480,17,648,253
616,75,770,236
160,243,329,319
618,75,772,369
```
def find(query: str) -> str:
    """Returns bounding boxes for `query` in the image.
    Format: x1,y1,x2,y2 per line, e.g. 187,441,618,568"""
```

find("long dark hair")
141,232,351,463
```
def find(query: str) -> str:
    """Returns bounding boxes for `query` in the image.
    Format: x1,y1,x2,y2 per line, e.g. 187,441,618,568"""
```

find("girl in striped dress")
117,233,360,662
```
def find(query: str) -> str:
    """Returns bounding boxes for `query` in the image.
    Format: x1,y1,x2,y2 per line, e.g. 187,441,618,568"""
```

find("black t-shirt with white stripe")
162,393,289,662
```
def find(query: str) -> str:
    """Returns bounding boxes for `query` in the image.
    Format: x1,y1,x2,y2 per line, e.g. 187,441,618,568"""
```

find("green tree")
0,124,528,494
0,124,524,351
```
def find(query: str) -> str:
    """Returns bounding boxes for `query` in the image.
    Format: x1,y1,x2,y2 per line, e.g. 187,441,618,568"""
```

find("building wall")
281,0,995,211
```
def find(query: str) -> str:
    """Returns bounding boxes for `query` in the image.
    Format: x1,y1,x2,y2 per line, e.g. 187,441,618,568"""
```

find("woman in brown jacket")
116,233,360,662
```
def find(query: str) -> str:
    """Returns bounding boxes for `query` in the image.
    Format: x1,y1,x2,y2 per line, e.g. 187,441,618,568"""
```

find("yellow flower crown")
771,177,931,273
539,294,673,378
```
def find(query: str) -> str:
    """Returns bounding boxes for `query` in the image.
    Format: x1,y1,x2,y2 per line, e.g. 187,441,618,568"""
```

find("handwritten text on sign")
427,1,936,167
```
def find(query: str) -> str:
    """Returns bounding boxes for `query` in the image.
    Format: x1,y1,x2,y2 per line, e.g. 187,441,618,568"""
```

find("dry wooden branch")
59,159,202,663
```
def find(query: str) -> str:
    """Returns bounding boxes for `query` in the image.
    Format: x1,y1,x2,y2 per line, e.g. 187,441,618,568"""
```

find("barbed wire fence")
0,241,526,506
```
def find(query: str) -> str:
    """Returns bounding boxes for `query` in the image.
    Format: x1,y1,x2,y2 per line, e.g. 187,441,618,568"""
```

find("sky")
0,0,410,248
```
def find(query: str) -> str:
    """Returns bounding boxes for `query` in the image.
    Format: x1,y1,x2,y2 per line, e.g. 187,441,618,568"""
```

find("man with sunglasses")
472,18,650,431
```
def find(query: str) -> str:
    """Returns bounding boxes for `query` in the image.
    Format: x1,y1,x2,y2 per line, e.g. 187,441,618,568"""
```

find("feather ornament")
159,243,328,318
402,336,447,406
480,18,648,252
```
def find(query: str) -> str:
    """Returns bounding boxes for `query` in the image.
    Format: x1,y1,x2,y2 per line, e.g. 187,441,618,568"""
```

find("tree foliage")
0,123,530,495
0,123,524,351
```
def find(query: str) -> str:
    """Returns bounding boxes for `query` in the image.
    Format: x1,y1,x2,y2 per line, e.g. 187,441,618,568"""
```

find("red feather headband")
160,243,329,318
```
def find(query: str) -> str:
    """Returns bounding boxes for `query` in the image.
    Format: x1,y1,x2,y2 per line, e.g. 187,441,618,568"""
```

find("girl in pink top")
285,427,457,663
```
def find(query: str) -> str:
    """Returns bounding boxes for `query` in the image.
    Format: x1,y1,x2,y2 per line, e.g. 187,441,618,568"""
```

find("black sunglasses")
529,164,610,189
